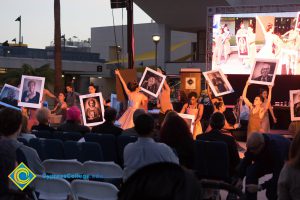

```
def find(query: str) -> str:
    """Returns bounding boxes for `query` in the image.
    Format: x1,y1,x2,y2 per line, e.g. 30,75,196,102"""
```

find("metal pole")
155,42,158,67
127,0,134,68
19,17,22,45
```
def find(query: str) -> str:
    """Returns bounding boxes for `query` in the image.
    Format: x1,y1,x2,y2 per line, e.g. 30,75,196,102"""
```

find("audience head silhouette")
134,113,154,136
118,162,202,200
246,132,265,155
209,112,225,130
104,107,117,122
0,108,22,137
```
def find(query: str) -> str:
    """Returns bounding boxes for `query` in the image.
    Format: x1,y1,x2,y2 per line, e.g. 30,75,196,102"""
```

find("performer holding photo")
180,92,203,139
242,80,273,138
115,69,148,129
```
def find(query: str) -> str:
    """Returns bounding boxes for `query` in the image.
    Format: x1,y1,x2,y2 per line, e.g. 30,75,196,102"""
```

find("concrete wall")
91,23,197,73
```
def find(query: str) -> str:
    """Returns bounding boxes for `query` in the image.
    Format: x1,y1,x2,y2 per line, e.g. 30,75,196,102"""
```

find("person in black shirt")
92,107,122,136
197,112,240,177
237,133,290,200
31,108,55,132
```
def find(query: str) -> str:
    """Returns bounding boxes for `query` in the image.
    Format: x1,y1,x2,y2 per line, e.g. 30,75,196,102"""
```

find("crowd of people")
0,69,299,200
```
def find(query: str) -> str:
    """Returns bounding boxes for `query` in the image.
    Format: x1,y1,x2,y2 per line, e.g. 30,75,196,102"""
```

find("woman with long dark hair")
160,111,195,169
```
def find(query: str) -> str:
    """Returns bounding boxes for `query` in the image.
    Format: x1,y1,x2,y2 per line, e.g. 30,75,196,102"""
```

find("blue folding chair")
29,138,45,161
64,141,81,160
194,140,230,182
17,137,30,146
116,135,137,166
85,133,118,163
80,142,104,162
32,130,53,139
62,132,83,141
43,139,64,160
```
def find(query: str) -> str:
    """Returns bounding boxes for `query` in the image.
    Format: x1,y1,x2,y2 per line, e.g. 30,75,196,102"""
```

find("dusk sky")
0,0,152,48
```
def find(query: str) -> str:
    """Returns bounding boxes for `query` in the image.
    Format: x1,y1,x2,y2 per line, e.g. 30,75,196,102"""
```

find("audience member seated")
31,107,55,132
0,140,32,199
122,109,145,136
92,107,123,136
160,111,195,169
197,112,240,177
57,106,90,135
123,113,179,180
237,132,290,200
278,131,300,200
118,162,203,200
19,115,36,142
0,108,44,174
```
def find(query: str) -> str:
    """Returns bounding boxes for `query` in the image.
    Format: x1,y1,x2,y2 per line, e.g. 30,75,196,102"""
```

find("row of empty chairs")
32,176,119,200
42,159,123,179
18,133,138,165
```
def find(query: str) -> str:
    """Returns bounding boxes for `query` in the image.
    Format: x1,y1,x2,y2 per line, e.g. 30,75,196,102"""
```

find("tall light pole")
15,16,22,45
152,35,160,67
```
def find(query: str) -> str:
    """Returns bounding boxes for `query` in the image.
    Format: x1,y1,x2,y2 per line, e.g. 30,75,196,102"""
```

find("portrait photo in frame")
203,69,234,97
79,92,105,127
18,75,45,109
139,67,166,98
0,84,20,110
249,58,278,86
290,90,300,121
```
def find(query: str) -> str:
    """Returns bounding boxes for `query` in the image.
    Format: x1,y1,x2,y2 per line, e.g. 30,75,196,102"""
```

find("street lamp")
152,35,160,67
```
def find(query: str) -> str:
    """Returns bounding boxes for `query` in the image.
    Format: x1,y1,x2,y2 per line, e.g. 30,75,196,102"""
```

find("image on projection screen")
211,12,300,75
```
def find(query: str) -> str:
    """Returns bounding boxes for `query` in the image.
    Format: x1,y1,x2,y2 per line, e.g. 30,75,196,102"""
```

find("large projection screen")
207,4,300,75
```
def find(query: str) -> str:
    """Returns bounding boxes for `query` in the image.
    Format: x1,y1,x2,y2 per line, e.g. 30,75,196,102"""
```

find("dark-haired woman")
278,132,300,200
160,112,195,169
242,80,273,137
180,92,203,139
115,69,148,129
259,88,277,133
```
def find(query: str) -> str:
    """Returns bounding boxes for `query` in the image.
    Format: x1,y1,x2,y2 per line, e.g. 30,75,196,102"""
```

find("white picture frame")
139,67,166,98
203,69,234,97
290,90,300,121
178,113,195,133
18,75,45,109
249,58,278,86
236,35,250,58
79,92,105,127
0,84,20,110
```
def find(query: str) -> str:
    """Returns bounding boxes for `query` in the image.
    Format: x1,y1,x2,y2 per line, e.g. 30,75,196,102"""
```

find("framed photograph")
0,84,20,110
290,90,300,121
249,58,278,86
18,75,45,109
236,35,250,58
278,49,298,75
178,113,195,133
185,77,196,90
203,69,234,97
79,92,105,127
296,12,300,31
139,67,166,98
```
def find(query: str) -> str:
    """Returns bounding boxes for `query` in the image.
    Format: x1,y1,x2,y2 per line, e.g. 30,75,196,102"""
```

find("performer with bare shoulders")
180,92,203,139
115,69,148,129
242,80,273,137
